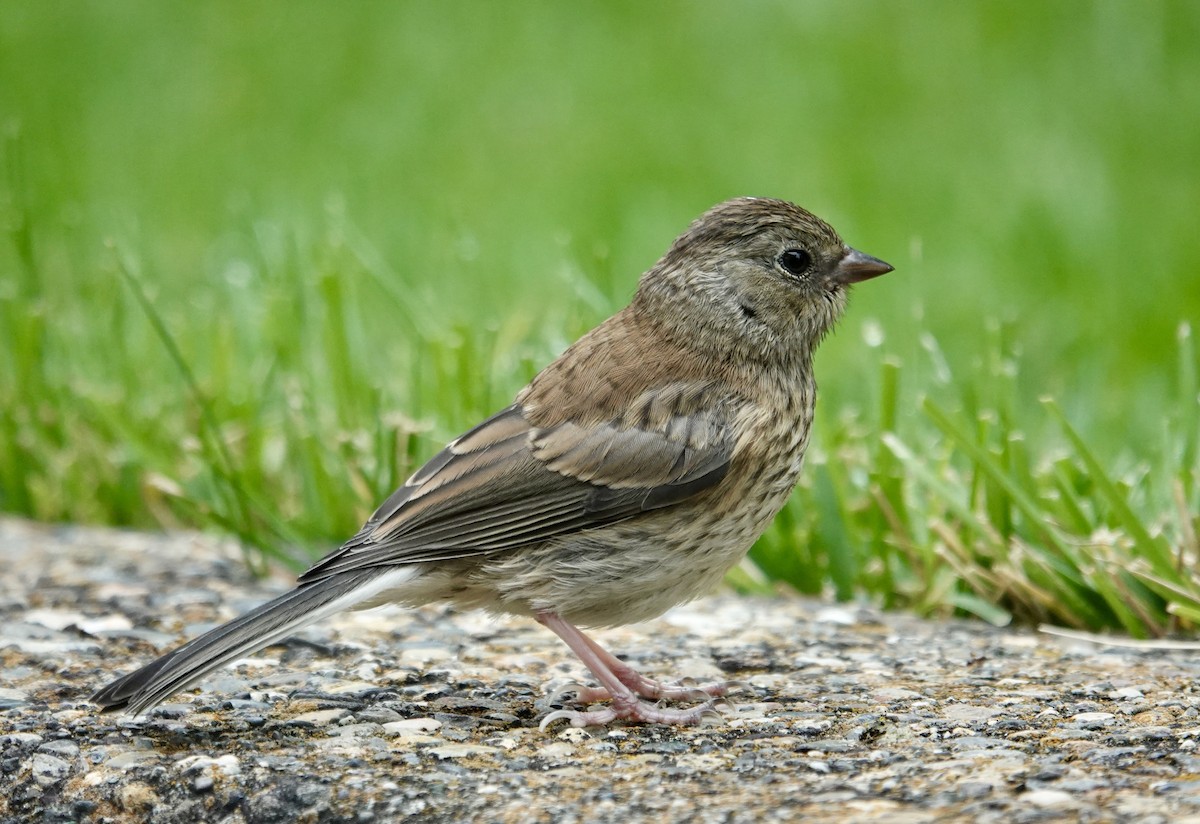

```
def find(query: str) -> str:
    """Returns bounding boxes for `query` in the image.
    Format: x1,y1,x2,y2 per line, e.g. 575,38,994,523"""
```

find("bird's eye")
777,249,812,276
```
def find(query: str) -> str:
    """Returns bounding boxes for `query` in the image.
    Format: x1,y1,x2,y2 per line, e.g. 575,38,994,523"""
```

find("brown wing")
298,383,739,583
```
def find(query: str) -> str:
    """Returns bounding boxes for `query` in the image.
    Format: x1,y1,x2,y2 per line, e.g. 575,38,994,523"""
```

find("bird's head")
637,197,892,365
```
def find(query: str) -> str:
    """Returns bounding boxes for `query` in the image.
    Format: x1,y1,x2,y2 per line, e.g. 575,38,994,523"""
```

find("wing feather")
299,385,740,582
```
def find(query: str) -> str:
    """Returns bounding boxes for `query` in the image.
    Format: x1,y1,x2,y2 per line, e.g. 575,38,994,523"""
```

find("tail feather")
92,567,413,715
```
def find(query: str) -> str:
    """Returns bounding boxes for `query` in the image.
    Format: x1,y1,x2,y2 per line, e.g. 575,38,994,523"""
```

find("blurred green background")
2,2,1198,629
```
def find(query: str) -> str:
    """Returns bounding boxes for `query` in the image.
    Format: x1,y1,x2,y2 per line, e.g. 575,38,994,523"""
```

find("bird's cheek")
822,279,846,297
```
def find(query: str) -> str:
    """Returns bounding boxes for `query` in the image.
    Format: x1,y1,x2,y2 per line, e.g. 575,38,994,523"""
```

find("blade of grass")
923,397,1068,556
1042,397,1176,578
113,243,267,562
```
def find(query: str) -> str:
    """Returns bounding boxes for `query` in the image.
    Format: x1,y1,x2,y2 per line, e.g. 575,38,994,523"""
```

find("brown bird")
92,197,892,727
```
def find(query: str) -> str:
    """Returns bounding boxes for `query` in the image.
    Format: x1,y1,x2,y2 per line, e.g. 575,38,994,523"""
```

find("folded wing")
298,382,739,582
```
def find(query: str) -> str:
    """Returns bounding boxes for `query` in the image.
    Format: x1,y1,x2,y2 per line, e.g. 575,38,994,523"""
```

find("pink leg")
551,630,743,703
536,610,735,729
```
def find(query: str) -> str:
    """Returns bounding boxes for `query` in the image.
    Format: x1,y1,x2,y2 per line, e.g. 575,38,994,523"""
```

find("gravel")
3,516,1200,823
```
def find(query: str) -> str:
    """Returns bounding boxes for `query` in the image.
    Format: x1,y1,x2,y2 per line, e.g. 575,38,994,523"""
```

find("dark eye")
777,248,812,276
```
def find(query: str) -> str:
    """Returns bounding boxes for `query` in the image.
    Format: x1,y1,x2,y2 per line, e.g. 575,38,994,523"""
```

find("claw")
539,710,579,730
640,677,748,701
545,681,593,704
539,707,618,729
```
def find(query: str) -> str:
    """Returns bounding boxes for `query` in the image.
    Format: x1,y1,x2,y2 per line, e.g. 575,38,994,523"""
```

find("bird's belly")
474,481,796,628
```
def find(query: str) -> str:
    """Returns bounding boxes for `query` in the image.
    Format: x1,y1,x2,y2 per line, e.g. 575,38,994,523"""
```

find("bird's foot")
534,610,747,730
547,675,747,705
539,694,734,730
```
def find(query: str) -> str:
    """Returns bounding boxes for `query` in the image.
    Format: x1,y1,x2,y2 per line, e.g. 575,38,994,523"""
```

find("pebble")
31,753,72,786
0,638,101,654
429,743,499,759
539,742,576,759
400,646,457,665
354,707,404,724
1024,789,1078,808
290,708,351,726
104,751,164,770
1,732,42,747
941,704,1002,722
1072,711,1117,724
382,718,442,735
37,739,80,758
177,754,241,776
873,687,923,702
328,722,385,738
949,736,1016,750
1112,687,1146,700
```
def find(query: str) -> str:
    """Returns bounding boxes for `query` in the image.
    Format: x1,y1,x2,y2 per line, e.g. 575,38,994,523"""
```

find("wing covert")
299,384,740,582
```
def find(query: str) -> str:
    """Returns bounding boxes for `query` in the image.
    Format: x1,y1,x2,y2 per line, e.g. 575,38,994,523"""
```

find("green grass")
1,2,1198,634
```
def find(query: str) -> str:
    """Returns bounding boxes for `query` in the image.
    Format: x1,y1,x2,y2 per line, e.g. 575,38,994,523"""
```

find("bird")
92,197,892,727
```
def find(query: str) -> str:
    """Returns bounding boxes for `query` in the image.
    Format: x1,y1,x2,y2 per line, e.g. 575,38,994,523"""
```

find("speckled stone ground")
3,517,1200,824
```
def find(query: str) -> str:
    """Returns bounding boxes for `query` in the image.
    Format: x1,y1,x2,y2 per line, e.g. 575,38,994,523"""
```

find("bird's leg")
536,610,733,728
546,627,743,704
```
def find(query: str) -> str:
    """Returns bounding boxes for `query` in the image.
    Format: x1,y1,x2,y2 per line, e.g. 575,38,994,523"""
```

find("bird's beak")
833,247,893,284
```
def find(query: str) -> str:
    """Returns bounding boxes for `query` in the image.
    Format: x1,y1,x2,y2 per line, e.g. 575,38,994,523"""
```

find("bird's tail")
91,566,415,716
